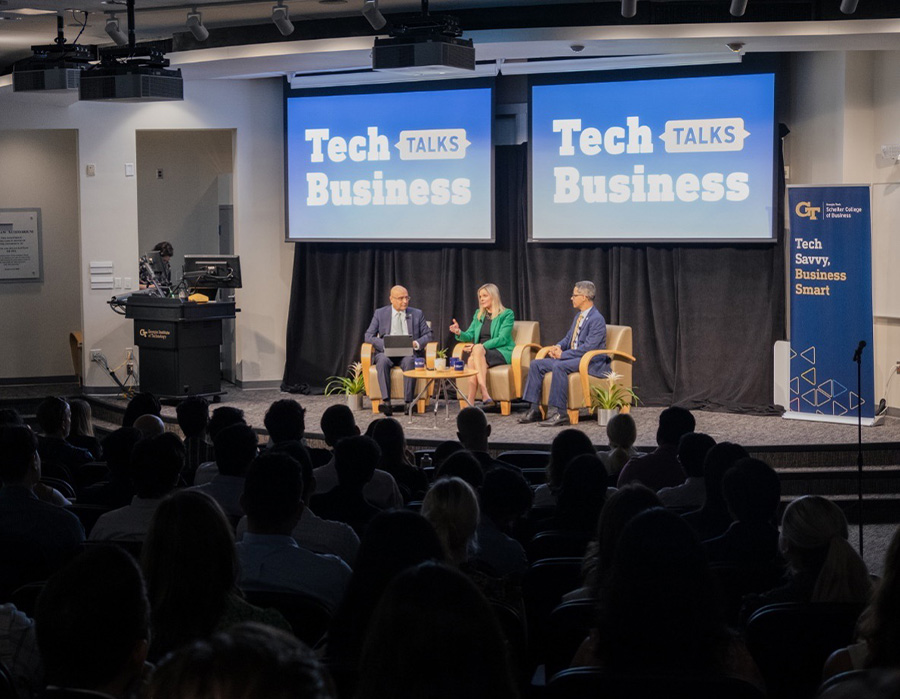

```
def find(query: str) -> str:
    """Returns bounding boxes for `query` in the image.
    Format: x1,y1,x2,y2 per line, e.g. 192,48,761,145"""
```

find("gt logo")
795,201,821,220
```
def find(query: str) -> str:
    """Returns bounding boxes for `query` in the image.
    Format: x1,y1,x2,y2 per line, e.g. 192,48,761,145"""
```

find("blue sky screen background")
286,86,493,242
530,73,776,242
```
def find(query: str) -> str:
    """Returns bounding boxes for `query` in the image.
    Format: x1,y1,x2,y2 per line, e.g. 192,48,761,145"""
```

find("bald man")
364,285,433,415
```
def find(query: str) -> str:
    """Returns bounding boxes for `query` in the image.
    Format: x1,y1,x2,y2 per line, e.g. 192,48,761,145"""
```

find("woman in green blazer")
449,283,515,407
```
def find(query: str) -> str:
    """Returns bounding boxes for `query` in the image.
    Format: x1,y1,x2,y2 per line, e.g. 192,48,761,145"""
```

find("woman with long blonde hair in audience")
67,398,102,461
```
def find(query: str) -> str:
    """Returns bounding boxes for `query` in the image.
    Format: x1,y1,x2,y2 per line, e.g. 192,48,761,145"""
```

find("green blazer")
455,307,516,364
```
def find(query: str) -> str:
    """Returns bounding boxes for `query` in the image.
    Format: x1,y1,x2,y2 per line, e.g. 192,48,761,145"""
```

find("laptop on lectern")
384,335,414,358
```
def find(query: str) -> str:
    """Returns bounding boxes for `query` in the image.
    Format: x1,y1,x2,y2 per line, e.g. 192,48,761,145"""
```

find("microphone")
853,340,866,363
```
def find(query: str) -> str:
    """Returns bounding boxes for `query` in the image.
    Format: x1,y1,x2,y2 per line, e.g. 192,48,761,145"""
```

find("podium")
125,296,237,398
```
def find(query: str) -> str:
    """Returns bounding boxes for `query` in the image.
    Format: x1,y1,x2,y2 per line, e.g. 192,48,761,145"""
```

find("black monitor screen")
183,255,242,290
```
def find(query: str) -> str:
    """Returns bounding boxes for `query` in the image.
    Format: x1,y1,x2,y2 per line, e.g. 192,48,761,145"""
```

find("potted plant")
434,347,449,371
325,361,366,410
590,370,639,426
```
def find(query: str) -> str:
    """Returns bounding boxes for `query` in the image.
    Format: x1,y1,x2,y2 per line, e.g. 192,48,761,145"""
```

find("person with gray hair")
519,280,610,426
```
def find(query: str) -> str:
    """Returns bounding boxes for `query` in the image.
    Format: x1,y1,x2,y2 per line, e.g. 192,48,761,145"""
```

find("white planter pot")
347,394,363,411
597,408,619,426
434,358,448,371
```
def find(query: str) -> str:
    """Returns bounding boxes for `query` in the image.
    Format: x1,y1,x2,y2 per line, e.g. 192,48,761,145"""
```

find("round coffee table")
402,367,477,428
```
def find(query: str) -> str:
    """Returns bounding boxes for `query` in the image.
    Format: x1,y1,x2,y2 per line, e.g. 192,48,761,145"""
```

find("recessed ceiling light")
5,7,58,14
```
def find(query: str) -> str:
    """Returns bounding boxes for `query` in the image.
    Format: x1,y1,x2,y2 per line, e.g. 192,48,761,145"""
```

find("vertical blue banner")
787,185,874,422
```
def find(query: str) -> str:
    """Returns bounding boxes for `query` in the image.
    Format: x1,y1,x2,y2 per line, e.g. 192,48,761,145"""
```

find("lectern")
125,296,236,398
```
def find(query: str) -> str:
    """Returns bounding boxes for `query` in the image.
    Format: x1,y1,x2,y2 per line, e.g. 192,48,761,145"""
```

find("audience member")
0,602,42,699
597,412,639,479
191,423,258,523
90,432,184,542
312,405,402,509
146,622,333,699
0,425,84,598
193,406,248,486
121,391,161,428
539,453,608,536
311,436,382,537
534,428,596,508
370,418,428,501
132,413,165,438
35,396,94,473
473,465,532,578
682,441,749,541
356,562,518,699
66,398,103,461
704,457,781,564
565,483,662,602
78,427,141,509
142,489,289,662
264,399,307,445
176,395,211,483
236,452,351,611
0,409,24,426
825,525,900,679
434,450,484,489
657,432,716,510
422,477,480,566
432,440,465,470
574,508,762,689
617,406,694,490
236,441,360,566
741,495,872,623
35,545,150,699
456,407,512,474
326,510,444,689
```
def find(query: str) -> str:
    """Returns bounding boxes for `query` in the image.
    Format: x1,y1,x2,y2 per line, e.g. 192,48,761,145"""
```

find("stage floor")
79,384,900,451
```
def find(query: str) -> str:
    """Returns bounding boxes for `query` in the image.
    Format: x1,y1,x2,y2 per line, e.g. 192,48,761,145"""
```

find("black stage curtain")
283,144,786,411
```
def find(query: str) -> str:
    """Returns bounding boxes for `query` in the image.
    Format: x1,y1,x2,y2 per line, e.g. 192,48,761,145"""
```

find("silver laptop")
383,334,414,358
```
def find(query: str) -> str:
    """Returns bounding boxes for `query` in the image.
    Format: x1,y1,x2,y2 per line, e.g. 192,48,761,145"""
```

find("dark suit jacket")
364,305,432,353
556,305,609,374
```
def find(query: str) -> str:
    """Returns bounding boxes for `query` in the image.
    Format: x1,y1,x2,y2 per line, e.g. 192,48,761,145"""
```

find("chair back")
491,601,528,682
710,560,785,626
604,325,633,388
497,450,550,471
244,589,332,649
41,476,76,500
512,320,540,345
9,580,45,617
545,599,597,680
547,668,766,699
0,661,15,699
746,602,864,699
528,530,591,562
523,557,583,665
74,461,111,490
65,503,113,539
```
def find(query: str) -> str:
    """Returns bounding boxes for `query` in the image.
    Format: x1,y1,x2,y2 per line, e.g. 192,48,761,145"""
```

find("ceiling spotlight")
104,13,128,46
186,9,208,41
730,0,748,16
272,3,294,36
621,0,637,17
840,0,858,13
361,0,386,30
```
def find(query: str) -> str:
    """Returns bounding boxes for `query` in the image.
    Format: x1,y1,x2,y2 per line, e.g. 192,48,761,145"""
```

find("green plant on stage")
436,347,449,359
590,370,639,411
324,361,366,396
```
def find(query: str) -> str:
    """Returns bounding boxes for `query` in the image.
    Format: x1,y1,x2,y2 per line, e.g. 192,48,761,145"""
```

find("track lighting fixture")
730,0,748,16
104,13,128,46
621,0,637,18
272,2,294,36
362,0,386,31
186,9,209,41
840,0,858,13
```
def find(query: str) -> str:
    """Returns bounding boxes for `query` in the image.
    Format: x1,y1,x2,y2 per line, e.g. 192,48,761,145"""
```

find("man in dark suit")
364,285,433,415
519,280,610,427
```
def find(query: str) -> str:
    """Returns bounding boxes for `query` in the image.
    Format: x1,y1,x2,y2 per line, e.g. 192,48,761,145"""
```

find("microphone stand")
853,340,865,558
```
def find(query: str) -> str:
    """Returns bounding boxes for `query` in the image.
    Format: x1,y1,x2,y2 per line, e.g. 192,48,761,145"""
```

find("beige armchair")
537,324,635,425
452,320,541,416
361,342,437,414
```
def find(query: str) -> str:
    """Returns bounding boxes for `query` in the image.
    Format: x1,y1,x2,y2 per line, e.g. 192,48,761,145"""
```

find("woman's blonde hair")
780,495,872,604
476,283,505,321
422,477,479,565
68,399,94,438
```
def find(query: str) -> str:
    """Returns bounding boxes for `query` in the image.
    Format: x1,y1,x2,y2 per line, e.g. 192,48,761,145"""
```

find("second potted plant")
324,361,367,410
590,370,639,426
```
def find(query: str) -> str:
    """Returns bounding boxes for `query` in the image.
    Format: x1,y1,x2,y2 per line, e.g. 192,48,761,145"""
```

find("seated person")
657,432,716,510
78,427,142,509
90,433,184,542
472,466,532,578
370,418,428,502
455,407,516,474
597,413,640,479
236,452,352,611
264,398,307,446
193,406,248,486
311,436,382,538
448,283,515,407
139,240,173,293
66,398,103,462
617,406,695,491
35,396,94,474
533,428,596,508
364,285,432,416
191,423,258,524
176,396,212,484
519,280,609,427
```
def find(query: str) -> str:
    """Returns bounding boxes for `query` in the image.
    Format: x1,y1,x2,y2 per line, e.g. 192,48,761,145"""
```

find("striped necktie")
572,313,585,348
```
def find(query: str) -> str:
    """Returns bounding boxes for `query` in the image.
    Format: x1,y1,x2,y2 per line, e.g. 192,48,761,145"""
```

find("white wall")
0,129,81,380
0,78,292,390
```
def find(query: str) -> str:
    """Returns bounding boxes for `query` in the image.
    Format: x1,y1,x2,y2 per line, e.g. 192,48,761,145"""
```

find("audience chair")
0,661,15,699
9,580,45,618
535,324,635,425
243,589,332,649
41,476,76,501
40,461,73,483
746,602,865,699
360,339,438,414
528,529,592,562
491,600,529,683
523,557,583,666
818,669,874,697
65,504,113,539
545,598,597,680
710,560,785,626
73,461,110,491
307,447,332,468
547,668,766,699
452,320,541,416
497,450,550,471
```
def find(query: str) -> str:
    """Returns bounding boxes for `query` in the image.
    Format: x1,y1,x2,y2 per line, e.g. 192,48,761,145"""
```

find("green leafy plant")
436,347,449,359
590,370,639,411
324,361,366,396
